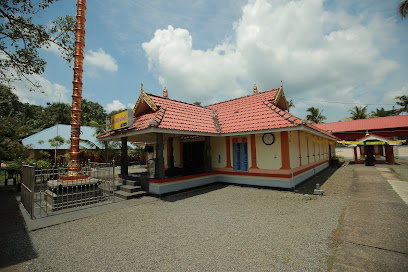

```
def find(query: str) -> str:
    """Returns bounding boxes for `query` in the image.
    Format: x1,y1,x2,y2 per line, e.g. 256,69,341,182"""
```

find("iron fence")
21,161,115,219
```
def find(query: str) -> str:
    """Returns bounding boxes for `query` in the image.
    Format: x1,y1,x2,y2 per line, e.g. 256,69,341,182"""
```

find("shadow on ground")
160,183,228,202
296,162,345,194
0,186,37,269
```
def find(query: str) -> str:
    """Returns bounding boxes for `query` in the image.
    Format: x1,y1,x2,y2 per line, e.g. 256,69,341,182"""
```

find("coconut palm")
48,136,65,164
80,120,121,163
395,95,408,114
306,107,326,124
370,107,396,118
287,99,295,111
349,106,368,120
399,0,408,18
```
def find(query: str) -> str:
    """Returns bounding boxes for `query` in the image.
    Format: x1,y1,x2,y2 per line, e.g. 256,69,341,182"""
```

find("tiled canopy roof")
314,115,408,133
99,87,337,139
207,88,301,133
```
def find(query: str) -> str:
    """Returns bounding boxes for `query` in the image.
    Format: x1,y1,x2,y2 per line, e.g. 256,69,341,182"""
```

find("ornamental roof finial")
163,86,168,98
141,83,144,93
280,80,283,91
253,83,258,94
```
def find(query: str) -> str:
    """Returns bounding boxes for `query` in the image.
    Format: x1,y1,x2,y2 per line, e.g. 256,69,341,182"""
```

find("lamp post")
59,0,88,181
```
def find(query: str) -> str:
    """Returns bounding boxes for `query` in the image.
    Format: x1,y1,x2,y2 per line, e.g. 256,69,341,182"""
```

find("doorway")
183,141,205,175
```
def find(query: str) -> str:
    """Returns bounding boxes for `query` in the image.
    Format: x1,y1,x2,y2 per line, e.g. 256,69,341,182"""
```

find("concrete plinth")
46,178,107,211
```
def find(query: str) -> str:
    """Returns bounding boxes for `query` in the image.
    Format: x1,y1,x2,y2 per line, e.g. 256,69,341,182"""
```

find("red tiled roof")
207,89,301,133
314,115,408,133
99,88,338,140
148,94,219,133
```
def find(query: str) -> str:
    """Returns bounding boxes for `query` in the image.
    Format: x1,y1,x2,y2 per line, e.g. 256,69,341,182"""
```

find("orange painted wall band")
250,134,259,169
280,131,290,169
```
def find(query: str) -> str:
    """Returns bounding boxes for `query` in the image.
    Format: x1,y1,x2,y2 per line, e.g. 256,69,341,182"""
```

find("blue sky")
12,0,408,122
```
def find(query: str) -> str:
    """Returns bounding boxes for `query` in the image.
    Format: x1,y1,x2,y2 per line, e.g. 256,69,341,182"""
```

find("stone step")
123,179,141,186
120,185,142,193
114,190,145,200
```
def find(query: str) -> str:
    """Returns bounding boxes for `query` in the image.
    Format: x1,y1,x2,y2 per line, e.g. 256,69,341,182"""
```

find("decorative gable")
133,84,159,117
273,82,289,111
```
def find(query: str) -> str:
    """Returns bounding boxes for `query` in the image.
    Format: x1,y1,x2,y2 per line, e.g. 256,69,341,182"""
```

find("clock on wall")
262,133,275,145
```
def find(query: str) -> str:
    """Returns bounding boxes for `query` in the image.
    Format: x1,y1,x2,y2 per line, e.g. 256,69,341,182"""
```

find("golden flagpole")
60,0,88,182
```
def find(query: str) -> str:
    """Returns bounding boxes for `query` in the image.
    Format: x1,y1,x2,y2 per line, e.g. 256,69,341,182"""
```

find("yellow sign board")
337,140,406,146
106,109,133,131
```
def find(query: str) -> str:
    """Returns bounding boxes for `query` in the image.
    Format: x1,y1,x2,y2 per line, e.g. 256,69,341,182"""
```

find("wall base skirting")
149,162,329,195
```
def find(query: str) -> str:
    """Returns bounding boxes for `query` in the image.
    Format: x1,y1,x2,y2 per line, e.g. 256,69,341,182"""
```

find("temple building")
98,84,338,195
315,115,408,165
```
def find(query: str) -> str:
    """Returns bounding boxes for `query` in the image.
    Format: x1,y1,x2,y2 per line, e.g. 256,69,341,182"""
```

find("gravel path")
24,166,353,272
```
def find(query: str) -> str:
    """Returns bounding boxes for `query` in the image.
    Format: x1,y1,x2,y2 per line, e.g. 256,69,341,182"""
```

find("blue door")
233,143,248,171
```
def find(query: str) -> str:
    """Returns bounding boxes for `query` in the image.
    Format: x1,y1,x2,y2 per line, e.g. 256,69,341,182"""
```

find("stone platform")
46,178,109,211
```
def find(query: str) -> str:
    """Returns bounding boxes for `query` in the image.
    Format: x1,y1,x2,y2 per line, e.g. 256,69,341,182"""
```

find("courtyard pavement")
0,160,407,271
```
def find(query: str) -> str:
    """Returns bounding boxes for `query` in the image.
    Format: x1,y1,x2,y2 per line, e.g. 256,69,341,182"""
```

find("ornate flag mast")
60,0,88,182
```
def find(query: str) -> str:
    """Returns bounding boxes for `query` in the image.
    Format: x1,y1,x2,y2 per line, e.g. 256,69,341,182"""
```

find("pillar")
121,137,128,177
249,134,259,169
280,131,290,170
179,138,183,168
204,136,212,172
353,146,358,165
298,131,302,166
226,136,232,168
168,137,174,168
155,133,165,179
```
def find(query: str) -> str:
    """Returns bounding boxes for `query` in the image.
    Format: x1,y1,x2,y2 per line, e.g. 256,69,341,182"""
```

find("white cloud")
142,0,399,110
41,43,61,56
106,100,126,112
13,75,70,105
84,48,118,78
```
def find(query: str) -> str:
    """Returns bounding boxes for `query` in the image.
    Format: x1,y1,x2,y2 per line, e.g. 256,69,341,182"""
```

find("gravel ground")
23,166,353,272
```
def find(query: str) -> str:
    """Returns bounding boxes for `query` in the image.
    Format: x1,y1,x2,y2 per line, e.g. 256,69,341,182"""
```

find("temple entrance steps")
115,173,148,200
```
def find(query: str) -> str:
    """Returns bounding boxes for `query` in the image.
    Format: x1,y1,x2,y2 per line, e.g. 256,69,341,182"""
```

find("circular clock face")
262,133,275,145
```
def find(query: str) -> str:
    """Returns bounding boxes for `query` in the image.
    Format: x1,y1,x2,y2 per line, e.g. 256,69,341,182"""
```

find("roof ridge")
263,101,302,125
146,93,214,111
149,106,167,127
206,88,280,107
212,109,222,133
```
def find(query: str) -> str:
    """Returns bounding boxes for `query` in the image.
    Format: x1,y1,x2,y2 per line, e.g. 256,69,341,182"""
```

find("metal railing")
21,161,115,219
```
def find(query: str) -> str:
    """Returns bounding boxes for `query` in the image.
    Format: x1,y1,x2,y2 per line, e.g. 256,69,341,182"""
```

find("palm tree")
399,0,408,18
395,95,408,114
349,106,368,120
48,136,65,164
370,107,396,118
287,99,295,111
306,107,326,124
81,120,120,163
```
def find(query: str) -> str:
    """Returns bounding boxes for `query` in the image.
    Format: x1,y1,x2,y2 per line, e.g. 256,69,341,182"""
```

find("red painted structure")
314,115,408,140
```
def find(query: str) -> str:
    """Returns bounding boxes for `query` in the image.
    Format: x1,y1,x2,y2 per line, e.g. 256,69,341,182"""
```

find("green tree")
43,102,71,126
81,121,120,163
81,99,107,126
306,107,326,124
370,107,397,118
395,95,408,114
193,101,202,106
0,0,75,89
48,135,65,164
287,99,295,111
399,0,408,18
349,106,368,120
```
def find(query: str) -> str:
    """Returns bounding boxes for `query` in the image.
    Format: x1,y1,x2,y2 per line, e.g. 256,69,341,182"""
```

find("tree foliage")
306,107,326,124
0,0,75,89
0,84,108,162
399,0,408,18
348,106,368,120
395,95,408,114
370,107,397,118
